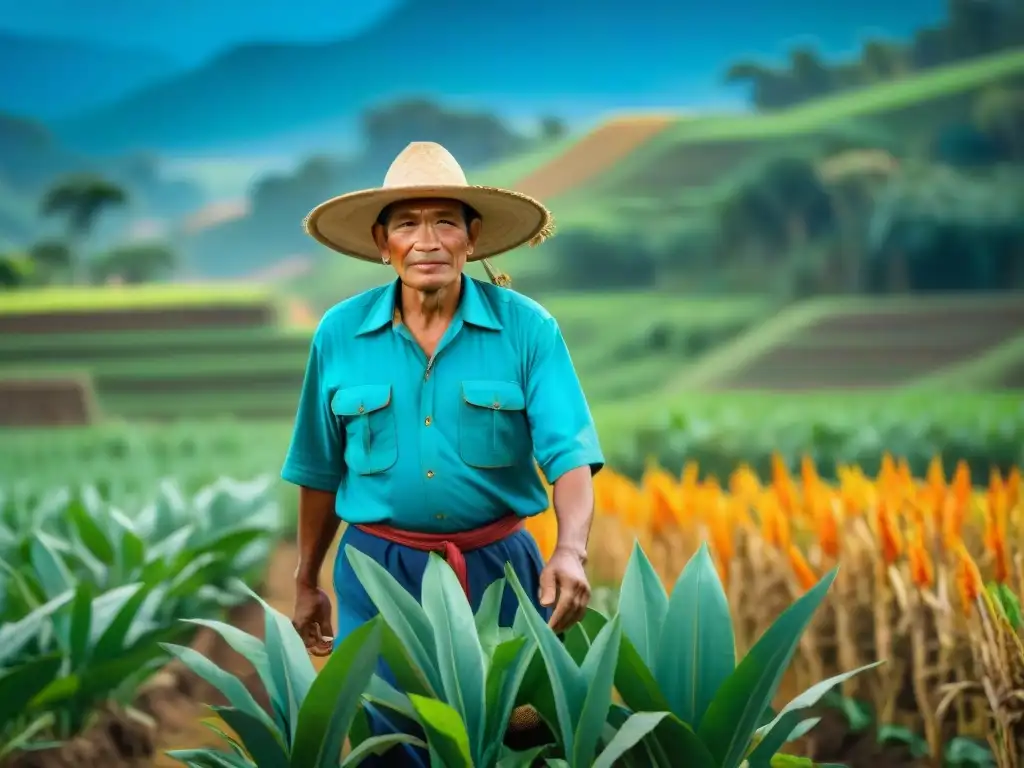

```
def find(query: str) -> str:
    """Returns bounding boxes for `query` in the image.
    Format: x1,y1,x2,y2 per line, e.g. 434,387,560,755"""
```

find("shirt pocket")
458,379,529,469
331,384,398,475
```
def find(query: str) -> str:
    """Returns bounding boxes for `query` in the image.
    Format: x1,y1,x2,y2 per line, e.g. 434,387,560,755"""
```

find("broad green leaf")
93,583,152,661
67,497,115,565
753,661,884,763
481,636,534,766
408,694,472,768
161,642,283,746
505,562,585,751
592,712,670,768
29,535,74,600
214,707,289,768
0,654,63,727
290,618,383,768
184,618,281,722
363,675,417,722
656,542,734,729
496,744,550,768
345,546,442,696
233,582,317,744
619,540,669,668
342,734,426,767
0,712,56,760
420,554,487,760
475,578,506,659
651,715,718,768
69,581,94,670
698,567,839,768
614,636,671,713
164,748,255,767
0,589,73,665
572,615,623,767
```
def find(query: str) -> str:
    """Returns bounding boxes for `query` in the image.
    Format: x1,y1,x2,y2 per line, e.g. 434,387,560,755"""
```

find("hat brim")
304,185,553,263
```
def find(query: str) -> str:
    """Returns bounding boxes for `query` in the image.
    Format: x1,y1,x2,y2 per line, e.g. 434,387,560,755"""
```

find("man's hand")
538,547,591,634
292,583,335,657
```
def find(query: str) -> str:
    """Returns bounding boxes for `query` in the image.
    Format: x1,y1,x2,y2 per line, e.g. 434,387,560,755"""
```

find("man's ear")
467,217,482,249
372,223,389,258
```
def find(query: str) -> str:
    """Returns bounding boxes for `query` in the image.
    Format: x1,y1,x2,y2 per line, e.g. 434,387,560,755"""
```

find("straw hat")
304,142,554,264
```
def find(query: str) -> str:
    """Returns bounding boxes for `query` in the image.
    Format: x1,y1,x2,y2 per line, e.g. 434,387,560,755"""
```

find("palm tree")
40,174,128,284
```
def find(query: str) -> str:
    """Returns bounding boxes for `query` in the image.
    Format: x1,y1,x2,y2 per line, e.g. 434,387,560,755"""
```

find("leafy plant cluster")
172,541,881,768
0,476,282,759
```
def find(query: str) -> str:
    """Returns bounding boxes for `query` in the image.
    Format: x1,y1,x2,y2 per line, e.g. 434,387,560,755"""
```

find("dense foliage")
0,477,281,757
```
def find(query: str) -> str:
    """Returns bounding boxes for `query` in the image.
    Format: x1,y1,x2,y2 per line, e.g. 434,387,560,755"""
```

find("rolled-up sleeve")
524,315,605,484
281,331,343,491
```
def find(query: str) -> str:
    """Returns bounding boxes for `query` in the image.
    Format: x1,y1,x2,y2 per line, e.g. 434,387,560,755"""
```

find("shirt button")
424,416,432,426
358,405,365,413
426,470,435,479
435,513,444,520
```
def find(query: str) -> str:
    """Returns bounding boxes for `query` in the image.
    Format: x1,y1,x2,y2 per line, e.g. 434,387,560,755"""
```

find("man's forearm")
295,486,341,587
551,465,594,562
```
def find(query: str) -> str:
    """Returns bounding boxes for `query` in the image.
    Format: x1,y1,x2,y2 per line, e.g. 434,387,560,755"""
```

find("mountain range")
2,0,945,157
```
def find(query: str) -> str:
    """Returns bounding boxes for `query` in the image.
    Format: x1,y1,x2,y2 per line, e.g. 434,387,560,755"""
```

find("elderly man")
281,141,603,760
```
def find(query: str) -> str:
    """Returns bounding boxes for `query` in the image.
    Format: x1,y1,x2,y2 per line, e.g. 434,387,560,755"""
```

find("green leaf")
877,724,929,758
214,707,289,768
93,583,152,662
341,733,426,766
69,581,94,670
572,616,623,767
751,662,884,762
420,553,487,760
164,748,255,767
496,744,550,768
345,546,441,696
289,618,383,768
651,715,718,768
619,540,669,668
656,542,734,729
68,496,115,565
161,642,283,747
592,712,670,768
29,535,74,599
481,636,534,766
614,635,672,713
408,694,473,768
0,589,73,666
505,562,585,751
475,577,506,658
0,654,63,727
363,675,417,722
184,618,281,726
698,567,838,768
0,712,56,760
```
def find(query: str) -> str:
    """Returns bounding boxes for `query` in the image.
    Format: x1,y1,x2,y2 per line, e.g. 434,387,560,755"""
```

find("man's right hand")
292,583,335,657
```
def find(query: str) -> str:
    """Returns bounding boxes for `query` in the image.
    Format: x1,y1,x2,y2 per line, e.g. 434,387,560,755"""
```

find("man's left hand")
539,547,591,634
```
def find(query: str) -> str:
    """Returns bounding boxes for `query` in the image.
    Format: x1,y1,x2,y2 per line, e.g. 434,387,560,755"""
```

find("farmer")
281,141,604,760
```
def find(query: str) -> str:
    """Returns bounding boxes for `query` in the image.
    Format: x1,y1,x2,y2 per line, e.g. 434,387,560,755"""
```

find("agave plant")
163,584,422,767
600,541,883,767
345,546,550,767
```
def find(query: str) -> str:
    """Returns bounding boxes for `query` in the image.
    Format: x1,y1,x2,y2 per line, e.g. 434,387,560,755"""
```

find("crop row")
0,477,283,759
523,454,1024,765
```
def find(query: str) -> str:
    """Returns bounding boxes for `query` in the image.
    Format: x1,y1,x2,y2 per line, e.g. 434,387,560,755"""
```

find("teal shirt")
281,275,605,533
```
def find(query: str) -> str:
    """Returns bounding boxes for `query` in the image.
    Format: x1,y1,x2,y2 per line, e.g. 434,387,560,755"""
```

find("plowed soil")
0,377,97,426
513,116,675,201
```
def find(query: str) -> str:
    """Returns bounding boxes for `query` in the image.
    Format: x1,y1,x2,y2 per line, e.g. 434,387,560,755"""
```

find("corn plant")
164,584,422,767
345,547,552,768
595,541,882,767
0,476,282,758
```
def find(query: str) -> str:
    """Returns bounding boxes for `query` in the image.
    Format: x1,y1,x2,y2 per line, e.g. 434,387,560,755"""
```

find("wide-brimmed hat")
303,142,554,264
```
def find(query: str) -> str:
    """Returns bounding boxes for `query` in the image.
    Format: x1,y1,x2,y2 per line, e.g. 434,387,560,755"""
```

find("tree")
973,86,1024,160
90,242,177,284
539,117,567,142
27,239,72,284
788,46,832,100
0,252,31,288
39,175,128,284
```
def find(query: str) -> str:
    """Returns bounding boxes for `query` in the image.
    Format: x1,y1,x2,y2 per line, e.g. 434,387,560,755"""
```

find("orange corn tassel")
788,545,819,591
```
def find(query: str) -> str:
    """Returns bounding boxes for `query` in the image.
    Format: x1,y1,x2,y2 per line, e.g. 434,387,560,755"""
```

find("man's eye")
438,219,457,226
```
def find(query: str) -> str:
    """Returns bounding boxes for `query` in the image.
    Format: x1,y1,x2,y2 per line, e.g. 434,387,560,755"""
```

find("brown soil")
0,338,308,365
513,116,675,201
2,542,334,768
713,302,1024,390
0,306,275,335
0,376,97,426
803,708,928,768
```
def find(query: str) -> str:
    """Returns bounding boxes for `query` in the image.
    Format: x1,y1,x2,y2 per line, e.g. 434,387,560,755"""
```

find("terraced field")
670,293,1024,391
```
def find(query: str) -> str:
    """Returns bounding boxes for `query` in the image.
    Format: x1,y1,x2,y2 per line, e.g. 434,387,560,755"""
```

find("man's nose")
414,223,442,250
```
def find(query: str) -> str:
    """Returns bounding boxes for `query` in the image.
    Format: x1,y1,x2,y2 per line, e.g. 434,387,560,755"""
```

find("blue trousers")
333,524,551,767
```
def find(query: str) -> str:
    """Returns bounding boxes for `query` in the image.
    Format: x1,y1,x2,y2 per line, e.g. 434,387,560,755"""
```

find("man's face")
373,198,481,293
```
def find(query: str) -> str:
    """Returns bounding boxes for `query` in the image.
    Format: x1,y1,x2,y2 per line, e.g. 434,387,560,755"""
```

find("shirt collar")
356,275,503,335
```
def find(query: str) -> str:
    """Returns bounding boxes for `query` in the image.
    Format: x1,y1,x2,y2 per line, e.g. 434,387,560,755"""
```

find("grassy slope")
0,284,274,313
665,293,1024,392
909,332,1024,390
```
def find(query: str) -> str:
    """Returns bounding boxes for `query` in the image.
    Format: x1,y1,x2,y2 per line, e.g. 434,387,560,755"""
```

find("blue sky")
2,0,948,66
